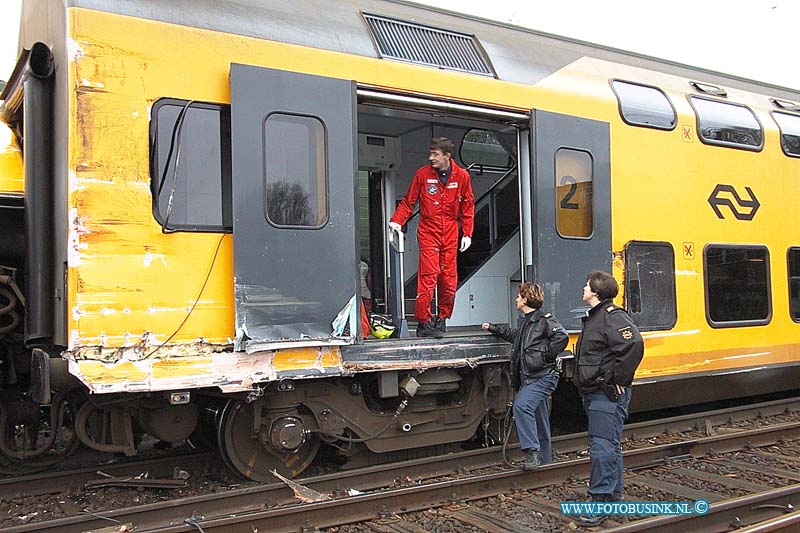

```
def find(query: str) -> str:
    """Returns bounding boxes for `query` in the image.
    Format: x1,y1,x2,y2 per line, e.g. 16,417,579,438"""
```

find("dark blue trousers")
513,371,559,463
582,387,632,498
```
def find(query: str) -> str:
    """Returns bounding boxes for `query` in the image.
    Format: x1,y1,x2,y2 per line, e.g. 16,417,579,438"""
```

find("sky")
0,0,797,90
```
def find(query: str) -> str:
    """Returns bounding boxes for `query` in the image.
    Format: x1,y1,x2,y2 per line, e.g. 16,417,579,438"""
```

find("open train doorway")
356,93,528,338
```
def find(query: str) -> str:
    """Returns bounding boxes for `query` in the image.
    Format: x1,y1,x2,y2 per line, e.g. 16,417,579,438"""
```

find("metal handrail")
389,228,405,320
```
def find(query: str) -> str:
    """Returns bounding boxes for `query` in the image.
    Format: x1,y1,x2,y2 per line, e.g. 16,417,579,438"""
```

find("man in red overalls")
389,138,475,338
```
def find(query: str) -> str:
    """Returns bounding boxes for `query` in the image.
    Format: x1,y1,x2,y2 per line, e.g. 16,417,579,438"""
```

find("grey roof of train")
36,0,800,98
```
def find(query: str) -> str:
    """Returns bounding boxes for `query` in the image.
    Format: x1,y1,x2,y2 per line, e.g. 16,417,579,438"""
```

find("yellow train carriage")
1,0,798,479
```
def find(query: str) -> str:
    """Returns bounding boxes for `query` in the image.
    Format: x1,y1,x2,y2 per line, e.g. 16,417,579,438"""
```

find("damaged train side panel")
70,346,345,394
66,12,237,363
60,7,508,394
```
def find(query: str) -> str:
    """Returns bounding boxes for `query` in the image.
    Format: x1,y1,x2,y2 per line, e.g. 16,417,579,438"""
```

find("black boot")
416,320,436,338
432,317,445,338
434,316,447,335
577,512,607,528
577,494,611,527
521,449,541,471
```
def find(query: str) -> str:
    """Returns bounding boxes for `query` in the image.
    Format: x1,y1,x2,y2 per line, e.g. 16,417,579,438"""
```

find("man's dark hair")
587,270,618,300
429,137,455,156
519,282,544,309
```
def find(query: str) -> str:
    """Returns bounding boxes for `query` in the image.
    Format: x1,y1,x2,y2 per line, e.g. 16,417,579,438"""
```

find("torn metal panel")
68,345,345,394
245,338,351,354
66,335,231,362
235,282,327,350
340,335,512,371
65,334,516,394
242,293,359,352
343,358,503,373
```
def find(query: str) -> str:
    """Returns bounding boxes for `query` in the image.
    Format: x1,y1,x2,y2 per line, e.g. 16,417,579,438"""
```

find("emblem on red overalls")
426,184,439,195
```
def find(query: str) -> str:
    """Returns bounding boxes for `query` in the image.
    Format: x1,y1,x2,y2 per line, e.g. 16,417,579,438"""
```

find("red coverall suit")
390,160,475,323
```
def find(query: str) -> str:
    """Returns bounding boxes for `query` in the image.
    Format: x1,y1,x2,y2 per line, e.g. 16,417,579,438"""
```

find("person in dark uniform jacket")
482,282,569,470
575,271,644,527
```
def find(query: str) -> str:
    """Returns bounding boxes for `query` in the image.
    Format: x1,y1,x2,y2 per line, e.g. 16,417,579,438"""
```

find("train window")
555,148,593,238
460,129,512,169
624,242,677,331
772,112,800,157
689,96,763,151
150,99,232,232
610,80,676,130
789,248,800,322
263,113,328,228
704,245,771,327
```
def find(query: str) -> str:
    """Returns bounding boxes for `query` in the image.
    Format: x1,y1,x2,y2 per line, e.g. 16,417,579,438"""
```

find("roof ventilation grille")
363,13,495,77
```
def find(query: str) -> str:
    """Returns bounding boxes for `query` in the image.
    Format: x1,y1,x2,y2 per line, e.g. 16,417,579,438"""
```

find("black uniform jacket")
575,299,644,393
488,309,569,387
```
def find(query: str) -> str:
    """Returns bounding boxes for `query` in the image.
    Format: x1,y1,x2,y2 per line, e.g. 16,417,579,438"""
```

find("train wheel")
217,399,319,482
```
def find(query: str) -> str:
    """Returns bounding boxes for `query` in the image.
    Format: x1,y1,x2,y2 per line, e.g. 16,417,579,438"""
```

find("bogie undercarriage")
1,353,513,480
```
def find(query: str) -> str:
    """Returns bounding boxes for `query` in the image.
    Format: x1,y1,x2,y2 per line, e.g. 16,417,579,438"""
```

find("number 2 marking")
560,175,579,210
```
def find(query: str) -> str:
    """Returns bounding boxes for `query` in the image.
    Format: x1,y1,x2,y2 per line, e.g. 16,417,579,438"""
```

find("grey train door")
531,110,611,331
230,64,358,350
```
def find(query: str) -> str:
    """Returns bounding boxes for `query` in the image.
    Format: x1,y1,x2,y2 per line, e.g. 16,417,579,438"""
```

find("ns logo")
707,184,760,221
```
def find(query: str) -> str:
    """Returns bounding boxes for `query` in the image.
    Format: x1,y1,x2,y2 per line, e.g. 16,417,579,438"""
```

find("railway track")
604,483,800,532
0,451,217,500
3,397,800,532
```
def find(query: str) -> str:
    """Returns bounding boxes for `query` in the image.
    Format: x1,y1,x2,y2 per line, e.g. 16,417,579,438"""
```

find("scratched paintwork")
69,346,344,393
0,127,23,194
55,6,800,396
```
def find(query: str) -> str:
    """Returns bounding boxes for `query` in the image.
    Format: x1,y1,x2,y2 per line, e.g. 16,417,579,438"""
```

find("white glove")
460,236,471,252
388,221,402,233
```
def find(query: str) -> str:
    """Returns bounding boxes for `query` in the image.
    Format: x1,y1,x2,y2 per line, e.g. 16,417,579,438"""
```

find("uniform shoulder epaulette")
606,305,617,312
543,312,552,318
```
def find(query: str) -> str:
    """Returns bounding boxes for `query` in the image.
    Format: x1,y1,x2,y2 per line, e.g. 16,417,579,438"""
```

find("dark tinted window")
611,80,676,130
150,99,231,231
495,175,519,243
458,202,490,280
625,242,676,330
773,112,800,157
789,248,800,322
460,129,511,169
690,97,763,150
263,114,328,228
705,246,770,326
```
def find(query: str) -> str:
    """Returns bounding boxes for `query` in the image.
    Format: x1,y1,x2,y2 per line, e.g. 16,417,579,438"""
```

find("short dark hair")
429,137,455,156
586,271,618,300
518,282,544,309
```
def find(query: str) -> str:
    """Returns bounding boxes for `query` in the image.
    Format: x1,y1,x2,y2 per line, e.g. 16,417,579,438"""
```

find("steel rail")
7,394,791,500
7,417,800,532
0,451,216,500
142,420,800,532
604,483,800,532
736,509,800,532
